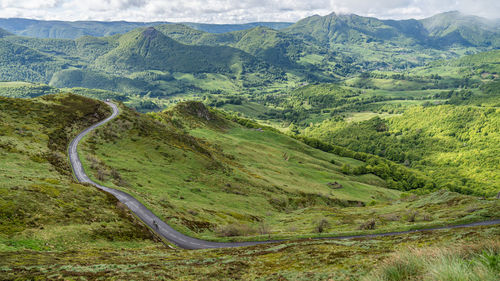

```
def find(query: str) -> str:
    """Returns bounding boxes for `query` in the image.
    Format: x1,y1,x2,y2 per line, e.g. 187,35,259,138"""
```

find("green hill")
79,100,398,241
421,11,500,47
0,40,67,82
0,94,498,279
304,104,500,196
156,25,308,67
0,18,293,39
285,11,499,48
284,12,424,47
94,27,269,75
0,94,154,252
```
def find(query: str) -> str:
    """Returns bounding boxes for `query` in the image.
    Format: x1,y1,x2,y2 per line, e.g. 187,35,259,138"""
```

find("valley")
0,8,499,281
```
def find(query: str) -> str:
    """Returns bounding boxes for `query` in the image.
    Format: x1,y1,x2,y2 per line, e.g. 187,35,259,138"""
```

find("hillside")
412,49,500,79
0,18,293,39
93,27,270,75
156,24,310,67
79,101,396,240
0,94,498,280
304,104,500,196
0,94,154,252
421,11,500,47
0,39,71,83
76,100,499,242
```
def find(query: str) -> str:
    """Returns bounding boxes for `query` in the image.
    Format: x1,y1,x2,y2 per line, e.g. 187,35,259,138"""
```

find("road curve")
69,101,500,250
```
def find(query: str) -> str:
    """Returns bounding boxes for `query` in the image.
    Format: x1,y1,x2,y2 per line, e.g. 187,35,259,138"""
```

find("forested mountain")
0,18,293,39
156,24,310,67
284,12,427,46
284,11,500,48
421,11,500,47
0,26,282,97
93,27,269,75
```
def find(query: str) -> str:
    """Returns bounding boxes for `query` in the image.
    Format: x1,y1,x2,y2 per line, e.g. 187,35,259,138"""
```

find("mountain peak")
142,26,161,38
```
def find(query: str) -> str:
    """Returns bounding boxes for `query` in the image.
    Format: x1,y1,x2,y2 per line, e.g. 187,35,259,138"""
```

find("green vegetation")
365,241,500,281
78,101,498,243
0,11,498,113
0,18,293,39
0,81,59,98
1,223,498,280
304,105,500,196
0,94,155,252
0,10,498,280
79,101,398,241
156,24,309,68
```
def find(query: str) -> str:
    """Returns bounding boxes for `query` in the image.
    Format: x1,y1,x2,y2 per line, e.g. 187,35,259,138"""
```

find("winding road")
69,101,500,250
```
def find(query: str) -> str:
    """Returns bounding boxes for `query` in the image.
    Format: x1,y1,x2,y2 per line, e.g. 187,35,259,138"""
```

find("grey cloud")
0,0,498,23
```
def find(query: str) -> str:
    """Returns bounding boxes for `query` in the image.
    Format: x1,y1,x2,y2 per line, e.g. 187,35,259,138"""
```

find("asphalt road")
69,101,500,250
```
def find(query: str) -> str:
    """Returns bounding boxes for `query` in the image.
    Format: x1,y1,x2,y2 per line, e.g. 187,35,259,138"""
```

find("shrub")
381,213,400,221
315,218,330,233
216,223,256,237
405,210,418,222
258,222,271,235
359,219,376,230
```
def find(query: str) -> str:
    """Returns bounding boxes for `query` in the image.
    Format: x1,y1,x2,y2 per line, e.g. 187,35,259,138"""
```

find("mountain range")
0,11,498,98
0,18,293,39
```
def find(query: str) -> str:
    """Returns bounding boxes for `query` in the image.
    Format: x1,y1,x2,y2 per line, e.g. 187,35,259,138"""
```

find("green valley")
0,7,499,281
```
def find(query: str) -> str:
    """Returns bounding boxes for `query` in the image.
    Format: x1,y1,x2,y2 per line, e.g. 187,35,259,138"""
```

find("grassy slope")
0,95,498,280
79,101,498,243
0,94,155,252
79,101,397,241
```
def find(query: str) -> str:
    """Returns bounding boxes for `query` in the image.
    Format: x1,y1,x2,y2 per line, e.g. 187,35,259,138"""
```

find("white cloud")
0,0,498,22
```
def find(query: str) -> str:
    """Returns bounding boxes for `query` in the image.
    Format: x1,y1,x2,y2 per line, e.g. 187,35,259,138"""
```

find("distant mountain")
283,12,427,47
421,11,500,47
181,22,293,34
0,18,293,39
93,27,271,75
156,24,309,67
284,11,500,48
0,39,64,82
0,18,157,39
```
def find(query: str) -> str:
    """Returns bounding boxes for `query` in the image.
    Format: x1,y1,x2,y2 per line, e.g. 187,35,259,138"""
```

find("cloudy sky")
0,0,498,23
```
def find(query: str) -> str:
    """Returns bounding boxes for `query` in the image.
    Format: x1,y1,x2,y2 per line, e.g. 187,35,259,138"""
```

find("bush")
359,219,376,230
216,223,256,237
315,218,330,233
405,210,418,222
